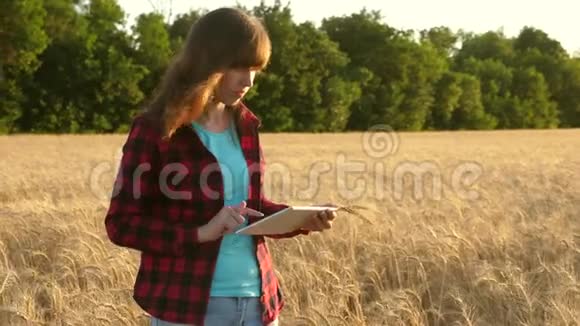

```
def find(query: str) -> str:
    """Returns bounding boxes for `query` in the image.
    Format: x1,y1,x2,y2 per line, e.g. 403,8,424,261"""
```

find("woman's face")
215,67,257,106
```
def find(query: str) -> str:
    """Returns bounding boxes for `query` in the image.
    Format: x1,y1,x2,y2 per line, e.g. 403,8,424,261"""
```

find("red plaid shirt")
104,103,310,325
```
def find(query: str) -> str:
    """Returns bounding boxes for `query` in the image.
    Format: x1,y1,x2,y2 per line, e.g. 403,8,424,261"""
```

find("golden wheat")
0,129,579,325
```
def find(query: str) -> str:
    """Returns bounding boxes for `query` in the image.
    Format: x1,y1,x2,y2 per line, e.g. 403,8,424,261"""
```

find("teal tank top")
191,115,261,297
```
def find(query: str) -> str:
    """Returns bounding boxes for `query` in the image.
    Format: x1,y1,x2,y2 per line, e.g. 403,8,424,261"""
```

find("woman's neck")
201,101,228,124
193,101,232,132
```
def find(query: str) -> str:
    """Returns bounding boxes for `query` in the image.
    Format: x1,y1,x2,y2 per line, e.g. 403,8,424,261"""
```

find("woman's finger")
240,207,265,217
312,213,327,230
326,210,337,221
228,210,246,224
224,216,243,232
318,212,332,229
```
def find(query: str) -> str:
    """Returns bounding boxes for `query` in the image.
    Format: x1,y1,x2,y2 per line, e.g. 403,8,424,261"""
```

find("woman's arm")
104,117,206,256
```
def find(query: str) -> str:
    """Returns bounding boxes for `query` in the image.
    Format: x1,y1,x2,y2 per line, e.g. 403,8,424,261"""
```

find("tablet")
235,206,339,235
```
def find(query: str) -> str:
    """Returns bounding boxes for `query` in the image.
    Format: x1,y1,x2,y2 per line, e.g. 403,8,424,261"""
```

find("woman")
104,7,337,326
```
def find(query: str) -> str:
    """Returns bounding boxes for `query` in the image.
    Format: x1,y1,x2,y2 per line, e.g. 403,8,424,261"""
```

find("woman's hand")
301,203,338,232
199,200,264,242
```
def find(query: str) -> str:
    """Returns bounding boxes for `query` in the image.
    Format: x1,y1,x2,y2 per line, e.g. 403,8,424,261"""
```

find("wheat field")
0,129,579,326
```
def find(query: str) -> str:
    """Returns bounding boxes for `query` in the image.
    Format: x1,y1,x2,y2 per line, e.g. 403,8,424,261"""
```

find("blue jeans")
149,297,279,326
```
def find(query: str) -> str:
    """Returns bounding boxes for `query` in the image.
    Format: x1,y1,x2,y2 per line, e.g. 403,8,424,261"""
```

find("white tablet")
235,206,339,235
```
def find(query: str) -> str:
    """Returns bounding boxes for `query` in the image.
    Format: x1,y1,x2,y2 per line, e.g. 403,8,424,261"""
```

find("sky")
118,0,580,55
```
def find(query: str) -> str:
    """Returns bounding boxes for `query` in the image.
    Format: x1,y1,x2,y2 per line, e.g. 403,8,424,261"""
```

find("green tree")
19,0,145,133
513,27,575,127
79,0,146,131
420,26,458,59
429,72,496,130
323,10,446,130
0,0,48,133
167,10,203,52
451,73,497,129
558,58,580,127
249,1,359,131
456,57,513,128
510,67,559,128
455,30,514,66
1,0,578,133
133,12,172,98
430,72,462,129
247,1,298,130
322,11,394,130
287,21,356,131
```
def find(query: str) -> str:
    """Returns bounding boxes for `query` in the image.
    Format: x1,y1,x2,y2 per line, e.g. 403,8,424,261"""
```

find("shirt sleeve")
104,117,203,256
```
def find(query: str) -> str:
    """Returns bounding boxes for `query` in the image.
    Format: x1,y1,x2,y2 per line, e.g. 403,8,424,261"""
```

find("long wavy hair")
141,7,271,139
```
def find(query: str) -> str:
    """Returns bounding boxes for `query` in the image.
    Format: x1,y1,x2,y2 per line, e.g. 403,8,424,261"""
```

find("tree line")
2,0,579,133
